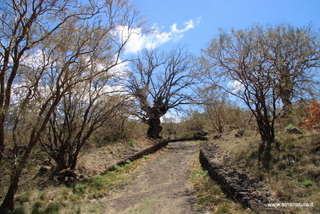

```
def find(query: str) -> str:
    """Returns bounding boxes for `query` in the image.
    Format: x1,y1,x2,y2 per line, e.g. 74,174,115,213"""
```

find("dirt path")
99,141,207,214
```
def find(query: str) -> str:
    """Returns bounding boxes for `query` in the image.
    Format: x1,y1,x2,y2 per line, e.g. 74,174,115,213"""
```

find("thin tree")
126,47,196,138
200,87,228,133
0,0,142,212
201,24,320,170
264,23,320,119
0,0,95,163
40,78,130,172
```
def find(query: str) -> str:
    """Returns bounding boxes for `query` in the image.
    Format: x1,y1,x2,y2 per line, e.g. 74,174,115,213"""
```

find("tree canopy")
126,47,197,138
0,0,143,212
200,23,320,169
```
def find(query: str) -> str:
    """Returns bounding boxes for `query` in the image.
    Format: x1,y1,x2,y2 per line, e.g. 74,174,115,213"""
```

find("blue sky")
126,0,320,55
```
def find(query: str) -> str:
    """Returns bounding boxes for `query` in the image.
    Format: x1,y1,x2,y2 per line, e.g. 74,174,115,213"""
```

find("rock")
286,127,302,134
194,131,208,140
213,134,221,140
235,130,244,138
199,143,283,213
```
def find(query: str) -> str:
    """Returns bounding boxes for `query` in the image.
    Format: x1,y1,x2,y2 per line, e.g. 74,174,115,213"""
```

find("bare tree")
39,79,130,172
201,87,228,133
0,0,92,163
0,0,142,212
200,23,320,170
102,105,137,140
126,47,196,138
264,23,320,119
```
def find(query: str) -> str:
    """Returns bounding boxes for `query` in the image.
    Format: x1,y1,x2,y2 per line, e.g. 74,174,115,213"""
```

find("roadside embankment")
199,143,283,214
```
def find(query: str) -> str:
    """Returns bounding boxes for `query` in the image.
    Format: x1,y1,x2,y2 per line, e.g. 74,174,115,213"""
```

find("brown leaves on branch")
301,100,320,130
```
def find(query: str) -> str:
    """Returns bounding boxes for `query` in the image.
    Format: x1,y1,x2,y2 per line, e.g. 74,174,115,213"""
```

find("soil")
97,141,207,214
76,140,159,177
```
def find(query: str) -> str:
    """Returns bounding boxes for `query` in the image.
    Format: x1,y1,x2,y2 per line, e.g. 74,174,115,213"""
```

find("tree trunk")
258,140,273,171
0,166,23,213
0,118,4,162
279,71,293,121
0,147,30,213
1,97,60,211
257,124,274,171
147,117,162,138
281,92,293,124
255,107,275,171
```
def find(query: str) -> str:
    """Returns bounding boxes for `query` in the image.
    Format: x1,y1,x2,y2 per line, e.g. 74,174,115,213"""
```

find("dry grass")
209,129,320,214
1,138,159,214
189,146,253,214
11,153,156,214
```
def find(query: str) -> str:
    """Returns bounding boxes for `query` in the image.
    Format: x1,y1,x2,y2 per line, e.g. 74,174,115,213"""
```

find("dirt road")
99,141,207,214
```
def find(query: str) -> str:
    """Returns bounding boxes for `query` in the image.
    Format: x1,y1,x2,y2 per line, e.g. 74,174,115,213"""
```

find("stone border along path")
98,141,207,214
103,140,169,174
90,140,285,213
199,143,284,214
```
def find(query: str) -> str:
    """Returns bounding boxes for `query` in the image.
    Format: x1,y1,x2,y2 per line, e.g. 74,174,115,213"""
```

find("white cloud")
170,19,196,34
119,17,200,54
229,80,244,94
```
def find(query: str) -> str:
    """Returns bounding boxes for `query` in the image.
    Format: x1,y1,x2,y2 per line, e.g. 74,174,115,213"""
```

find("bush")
301,100,320,129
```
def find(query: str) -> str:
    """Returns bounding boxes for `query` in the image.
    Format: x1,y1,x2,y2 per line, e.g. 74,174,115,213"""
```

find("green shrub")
299,180,314,187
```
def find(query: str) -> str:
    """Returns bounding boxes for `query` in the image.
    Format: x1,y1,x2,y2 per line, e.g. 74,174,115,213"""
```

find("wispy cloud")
118,17,200,54
170,19,198,34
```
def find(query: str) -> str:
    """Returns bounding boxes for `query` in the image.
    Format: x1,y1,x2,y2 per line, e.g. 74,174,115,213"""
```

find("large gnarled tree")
127,47,196,138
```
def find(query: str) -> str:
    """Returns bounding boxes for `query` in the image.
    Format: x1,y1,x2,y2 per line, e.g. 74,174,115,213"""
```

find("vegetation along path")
99,141,206,214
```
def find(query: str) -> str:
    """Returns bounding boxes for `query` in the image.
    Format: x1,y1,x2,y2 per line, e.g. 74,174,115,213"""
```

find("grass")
31,202,60,214
6,129,319,213
210,129,320,214
9,141,165,214
113,164,124,171
10,155,146,214
299,180,315,187
189,147,252,213
128,141,136,145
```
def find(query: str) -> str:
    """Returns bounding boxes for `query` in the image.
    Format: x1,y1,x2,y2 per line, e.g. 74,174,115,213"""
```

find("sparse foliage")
40,80,130,171
200,87,229,133
0,0,142,212
181,110,205,132
126,47,197,138
201,23,320,170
